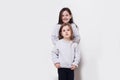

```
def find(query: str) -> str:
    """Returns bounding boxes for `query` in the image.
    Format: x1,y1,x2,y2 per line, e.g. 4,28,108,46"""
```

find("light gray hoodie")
51,39,80,68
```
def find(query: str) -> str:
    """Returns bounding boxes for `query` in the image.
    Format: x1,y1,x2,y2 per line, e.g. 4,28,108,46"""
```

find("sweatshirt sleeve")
72,43,81,67
51,44,60,64
71,23,81,44
51,24,61,45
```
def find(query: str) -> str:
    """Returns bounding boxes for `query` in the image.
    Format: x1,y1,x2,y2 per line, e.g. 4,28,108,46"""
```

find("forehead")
62,10,70,15
62,25,70,29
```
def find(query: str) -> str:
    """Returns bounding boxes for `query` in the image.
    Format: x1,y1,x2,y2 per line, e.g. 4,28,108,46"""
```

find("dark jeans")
58,68,74,80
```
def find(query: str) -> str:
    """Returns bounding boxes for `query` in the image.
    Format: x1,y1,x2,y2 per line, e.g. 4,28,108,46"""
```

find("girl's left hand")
71,65,76,70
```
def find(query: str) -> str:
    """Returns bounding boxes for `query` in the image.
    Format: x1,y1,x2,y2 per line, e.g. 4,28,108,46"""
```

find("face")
62,10,72,23
61,25,72,39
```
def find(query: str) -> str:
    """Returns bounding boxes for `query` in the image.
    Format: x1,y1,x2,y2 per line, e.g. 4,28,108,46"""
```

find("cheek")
69,32,72,35
61,32,65,36
62,16,66,19
68,16,71,20
63,32,66,35
62,16,64,19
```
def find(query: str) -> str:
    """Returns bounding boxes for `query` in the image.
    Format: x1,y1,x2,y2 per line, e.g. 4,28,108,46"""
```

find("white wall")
0,0,120,80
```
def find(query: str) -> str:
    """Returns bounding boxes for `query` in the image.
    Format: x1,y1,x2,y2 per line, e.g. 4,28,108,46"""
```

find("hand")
71,64,76,70
54,63,60,68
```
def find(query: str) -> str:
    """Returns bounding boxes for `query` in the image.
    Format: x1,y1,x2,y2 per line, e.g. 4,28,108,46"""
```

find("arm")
51,46,60,64
72,44,81,67
71,23,81,44
51,24,61,45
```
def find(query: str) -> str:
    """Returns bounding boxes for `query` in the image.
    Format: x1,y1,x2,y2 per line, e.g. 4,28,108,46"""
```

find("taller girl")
51,7,80,45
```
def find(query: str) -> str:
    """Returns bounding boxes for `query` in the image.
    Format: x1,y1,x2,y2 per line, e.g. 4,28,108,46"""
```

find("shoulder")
71,23,77,27
71,23,79,29
55,39,64,48
57,39,64,43
56,39,63,44
52,24,61,31
55,24,61,27
53,24,61,28
54,24,61,29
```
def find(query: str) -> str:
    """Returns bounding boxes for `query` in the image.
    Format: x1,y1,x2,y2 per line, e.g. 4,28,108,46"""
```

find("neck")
63,38,71,41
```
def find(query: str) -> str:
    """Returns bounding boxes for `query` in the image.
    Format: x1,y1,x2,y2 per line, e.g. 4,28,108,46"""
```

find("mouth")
63,18,68,21
65,34,69,36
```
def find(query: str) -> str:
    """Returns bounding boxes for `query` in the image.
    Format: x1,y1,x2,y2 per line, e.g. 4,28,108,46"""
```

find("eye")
62,29,65,32
67,29,70,31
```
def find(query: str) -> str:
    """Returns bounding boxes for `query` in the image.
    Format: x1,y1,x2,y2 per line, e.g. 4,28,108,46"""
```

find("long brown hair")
59,23,74,40
58,7,74,24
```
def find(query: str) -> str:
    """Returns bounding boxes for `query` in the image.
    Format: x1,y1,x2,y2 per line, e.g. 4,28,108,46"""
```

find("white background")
0,0,120,80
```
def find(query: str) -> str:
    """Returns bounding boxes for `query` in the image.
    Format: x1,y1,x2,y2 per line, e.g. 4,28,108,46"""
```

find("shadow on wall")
74,53,83,80
74,46,100,80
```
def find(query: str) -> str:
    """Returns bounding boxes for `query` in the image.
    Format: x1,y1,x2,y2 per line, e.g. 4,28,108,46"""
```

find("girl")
51,23,80,80
51,7,80,45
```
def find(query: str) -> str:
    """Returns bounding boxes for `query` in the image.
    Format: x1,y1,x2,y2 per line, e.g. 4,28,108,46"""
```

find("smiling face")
58,7,73,24
62,10,72,23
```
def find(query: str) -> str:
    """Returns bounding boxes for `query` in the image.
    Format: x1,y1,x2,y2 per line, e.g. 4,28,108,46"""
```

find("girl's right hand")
54,63,60,68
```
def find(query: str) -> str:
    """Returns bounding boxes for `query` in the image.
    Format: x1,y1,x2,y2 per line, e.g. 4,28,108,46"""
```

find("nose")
65,31,68,33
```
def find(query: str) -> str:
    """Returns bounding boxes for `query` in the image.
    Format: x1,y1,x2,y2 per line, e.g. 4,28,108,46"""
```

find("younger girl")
51,7,80,45
51,23,80,80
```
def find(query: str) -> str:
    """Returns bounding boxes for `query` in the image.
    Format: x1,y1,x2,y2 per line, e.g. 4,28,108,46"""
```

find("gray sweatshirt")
51,39,80,68
51,23,80,45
